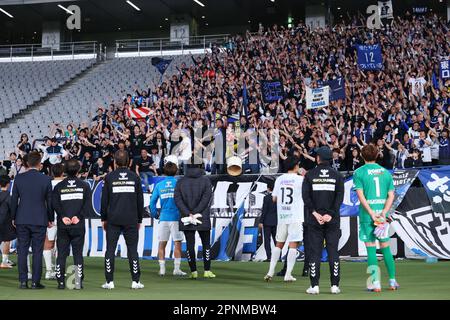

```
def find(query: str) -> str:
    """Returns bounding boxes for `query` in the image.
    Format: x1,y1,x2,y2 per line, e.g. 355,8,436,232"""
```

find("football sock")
2,254,8,264
159,260,166,273
366,246,379,283
43,250,53,272
174,258,181,271
27,254,31,272
285,248,297,277
381,246,396,280
268,247,281,276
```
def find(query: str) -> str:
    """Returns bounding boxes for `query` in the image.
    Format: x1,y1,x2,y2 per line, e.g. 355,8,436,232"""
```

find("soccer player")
100,150,144,290
353,144,399,292
150,156,186,277
43,163,65,280
52,159,90,289
264,156,304,282
302,146,344,295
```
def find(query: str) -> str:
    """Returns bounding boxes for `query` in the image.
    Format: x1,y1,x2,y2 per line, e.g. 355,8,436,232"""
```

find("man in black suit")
259,181,277,261
11,151,53,289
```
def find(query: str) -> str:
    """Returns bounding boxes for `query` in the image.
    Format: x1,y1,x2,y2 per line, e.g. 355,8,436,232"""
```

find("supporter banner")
418,167,450,214
318,77,346,101
261,80,284,103
305,86,330,109
378,1,393,20
440,60,450,80
392,188,450,259
356,44,383,71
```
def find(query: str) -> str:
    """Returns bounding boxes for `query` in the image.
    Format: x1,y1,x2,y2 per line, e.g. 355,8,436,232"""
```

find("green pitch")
0,258,449,300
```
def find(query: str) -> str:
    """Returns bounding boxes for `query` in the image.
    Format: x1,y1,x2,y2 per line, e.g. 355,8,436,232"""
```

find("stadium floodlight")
193,0,205,7
58,4,73,14
126,1,141,11
0,8,13,18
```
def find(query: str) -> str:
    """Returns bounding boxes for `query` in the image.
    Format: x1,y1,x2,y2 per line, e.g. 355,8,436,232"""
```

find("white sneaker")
173,270,187,276
102,281,115,290
331,285,341,294
131,281,144,289
284,275,297,282
306,286,320,295
45,270,56,280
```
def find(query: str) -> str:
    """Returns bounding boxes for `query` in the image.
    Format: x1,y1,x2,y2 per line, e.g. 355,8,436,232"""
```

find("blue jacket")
150,177,180,221
11,169,53,226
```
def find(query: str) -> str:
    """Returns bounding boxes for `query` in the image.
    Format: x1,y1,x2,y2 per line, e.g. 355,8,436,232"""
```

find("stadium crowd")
1,13,449,182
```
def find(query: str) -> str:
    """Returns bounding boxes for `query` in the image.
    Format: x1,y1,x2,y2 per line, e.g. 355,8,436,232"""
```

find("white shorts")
275,223,303,243
46,226,57,241
158,221,184,242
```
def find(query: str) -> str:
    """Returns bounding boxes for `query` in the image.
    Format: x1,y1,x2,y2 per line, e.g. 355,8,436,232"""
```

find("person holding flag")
353,144,399,292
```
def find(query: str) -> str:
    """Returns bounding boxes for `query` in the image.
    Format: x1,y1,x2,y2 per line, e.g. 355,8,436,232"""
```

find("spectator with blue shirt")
150,155,186,277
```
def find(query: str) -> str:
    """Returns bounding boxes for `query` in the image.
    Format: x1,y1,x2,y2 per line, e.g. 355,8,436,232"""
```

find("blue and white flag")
151,57,172,75
418,166,450,214
356,44,383,71
439,60,450,80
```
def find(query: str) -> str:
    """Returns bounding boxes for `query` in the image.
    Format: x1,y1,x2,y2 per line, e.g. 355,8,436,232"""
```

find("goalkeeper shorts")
158,221,184,242
359,223,390,243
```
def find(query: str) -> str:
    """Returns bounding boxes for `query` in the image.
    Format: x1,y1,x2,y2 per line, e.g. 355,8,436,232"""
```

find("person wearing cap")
150,155,186,277
302,146,345,295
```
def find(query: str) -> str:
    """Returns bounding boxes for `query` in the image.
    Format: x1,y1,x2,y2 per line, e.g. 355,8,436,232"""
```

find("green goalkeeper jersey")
353,163,395,223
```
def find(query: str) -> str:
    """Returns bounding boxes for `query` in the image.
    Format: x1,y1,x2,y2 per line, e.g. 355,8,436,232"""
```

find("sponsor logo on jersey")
61,193,84,201
119,172,128,180
280,179,295,186
319,169,329,177
112,186,136,193
68,180,76,187
367,169,384,175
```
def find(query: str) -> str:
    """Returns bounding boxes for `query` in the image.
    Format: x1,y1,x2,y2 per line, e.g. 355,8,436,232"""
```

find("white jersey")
272,173,304,225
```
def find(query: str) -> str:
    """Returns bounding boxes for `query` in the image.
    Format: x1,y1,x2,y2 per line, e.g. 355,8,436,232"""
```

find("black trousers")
16,224,46,283
263,225,276,260
184,230,211,272
55,227,85,285
307,223,341,287
104,224,140,282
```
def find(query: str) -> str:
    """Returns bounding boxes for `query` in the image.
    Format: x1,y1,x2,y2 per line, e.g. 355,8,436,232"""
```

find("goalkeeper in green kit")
353,144,399,292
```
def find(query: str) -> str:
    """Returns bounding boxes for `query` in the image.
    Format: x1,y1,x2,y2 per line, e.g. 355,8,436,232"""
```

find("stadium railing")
115,34,231,57
0,41,98,62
